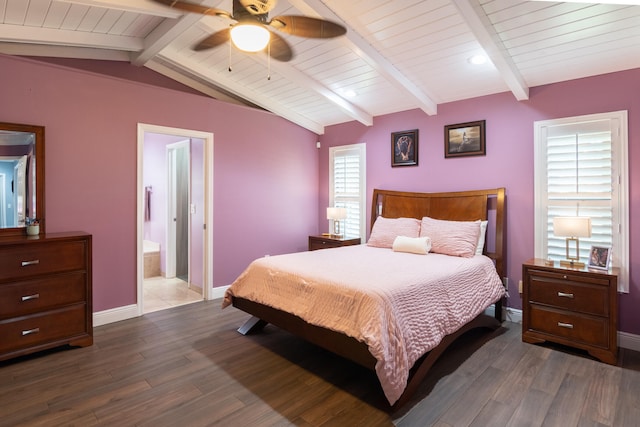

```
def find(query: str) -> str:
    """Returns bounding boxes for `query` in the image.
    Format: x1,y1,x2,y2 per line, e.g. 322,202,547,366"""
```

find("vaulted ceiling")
1,0,639,134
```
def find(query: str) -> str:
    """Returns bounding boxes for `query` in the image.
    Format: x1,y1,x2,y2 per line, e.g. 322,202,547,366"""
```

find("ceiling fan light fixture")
468,54,487,65
231,24,271,52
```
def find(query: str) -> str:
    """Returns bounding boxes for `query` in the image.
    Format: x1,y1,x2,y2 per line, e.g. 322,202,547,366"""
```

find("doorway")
136,124,214,315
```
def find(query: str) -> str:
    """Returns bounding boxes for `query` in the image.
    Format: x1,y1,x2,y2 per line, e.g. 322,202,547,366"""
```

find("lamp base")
559,260,585,269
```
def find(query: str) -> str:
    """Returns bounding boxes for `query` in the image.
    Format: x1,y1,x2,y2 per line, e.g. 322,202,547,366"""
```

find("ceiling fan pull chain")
267,42,271,80
228,39,233,72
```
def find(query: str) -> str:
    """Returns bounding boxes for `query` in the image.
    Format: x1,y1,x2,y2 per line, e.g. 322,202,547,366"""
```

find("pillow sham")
392,236,432,255
476,220,488,256
419,216,480,258
367,217,421,248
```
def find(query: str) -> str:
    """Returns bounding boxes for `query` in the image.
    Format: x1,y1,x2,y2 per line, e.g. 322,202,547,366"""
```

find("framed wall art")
444,120,486,158
391,129,418,167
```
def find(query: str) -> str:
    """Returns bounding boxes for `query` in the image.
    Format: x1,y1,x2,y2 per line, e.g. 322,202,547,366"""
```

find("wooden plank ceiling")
1,0,639,134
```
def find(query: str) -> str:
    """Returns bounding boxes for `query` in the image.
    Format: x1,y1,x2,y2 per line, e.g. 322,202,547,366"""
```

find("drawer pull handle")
557,322,574,329
21,259,40,267
22,328,40,336
558,292,574,299
21,293,40,302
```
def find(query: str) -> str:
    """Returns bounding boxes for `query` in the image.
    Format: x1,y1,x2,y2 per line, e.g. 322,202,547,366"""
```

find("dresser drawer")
528,305,609,349
528,274,608,316
0,272,87,319
0,240,87,281
0,305,88,354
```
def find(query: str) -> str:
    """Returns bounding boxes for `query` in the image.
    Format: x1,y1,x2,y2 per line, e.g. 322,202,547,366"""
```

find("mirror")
0,122,45,236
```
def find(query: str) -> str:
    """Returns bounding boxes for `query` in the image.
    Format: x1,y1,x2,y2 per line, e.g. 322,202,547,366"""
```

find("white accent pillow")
476,220,489,256
420,217,480,258
367,217,421,248
392,236,432,255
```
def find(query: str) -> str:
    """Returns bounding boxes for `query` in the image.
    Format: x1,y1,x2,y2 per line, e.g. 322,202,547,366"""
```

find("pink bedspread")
222,244,505,405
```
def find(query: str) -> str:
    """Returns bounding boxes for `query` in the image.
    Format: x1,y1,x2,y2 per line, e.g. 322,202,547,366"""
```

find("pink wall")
318,68,640,335
0,54,319,312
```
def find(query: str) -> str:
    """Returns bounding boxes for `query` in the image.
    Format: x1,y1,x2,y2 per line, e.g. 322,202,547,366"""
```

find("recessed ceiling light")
468,55,487,65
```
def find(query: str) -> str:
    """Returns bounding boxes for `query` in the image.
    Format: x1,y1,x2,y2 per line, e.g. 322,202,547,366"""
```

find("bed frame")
232,187,506,409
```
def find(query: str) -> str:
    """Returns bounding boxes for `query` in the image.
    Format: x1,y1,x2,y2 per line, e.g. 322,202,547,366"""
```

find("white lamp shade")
230,24,270,52
553,216,592,238
326,207,347,220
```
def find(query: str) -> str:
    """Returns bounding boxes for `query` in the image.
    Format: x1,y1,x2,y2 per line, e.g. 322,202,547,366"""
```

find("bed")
223,187,506,409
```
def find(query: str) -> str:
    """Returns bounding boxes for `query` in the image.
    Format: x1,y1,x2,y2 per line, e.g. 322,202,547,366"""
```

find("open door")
166,140,190,281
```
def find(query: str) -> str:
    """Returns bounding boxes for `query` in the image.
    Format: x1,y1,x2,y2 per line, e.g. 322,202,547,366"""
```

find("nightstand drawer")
528,274,608,316
309,239,343,250
308,235,361,251
529,305,609,348
0,272,87,319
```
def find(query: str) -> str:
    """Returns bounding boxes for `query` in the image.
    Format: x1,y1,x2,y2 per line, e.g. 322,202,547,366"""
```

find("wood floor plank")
1,300,640,427
579,364,621,426
541,373,590,427
505,387,555,426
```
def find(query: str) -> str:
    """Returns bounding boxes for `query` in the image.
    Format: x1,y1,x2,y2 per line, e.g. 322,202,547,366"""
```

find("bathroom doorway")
136,124,213,315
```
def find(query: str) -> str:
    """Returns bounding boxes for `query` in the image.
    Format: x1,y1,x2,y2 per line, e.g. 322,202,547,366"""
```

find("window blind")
330,143,366,240
545,125,613,261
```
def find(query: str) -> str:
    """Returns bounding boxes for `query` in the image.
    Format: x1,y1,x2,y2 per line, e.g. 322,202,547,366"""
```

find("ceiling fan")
151,0,347,62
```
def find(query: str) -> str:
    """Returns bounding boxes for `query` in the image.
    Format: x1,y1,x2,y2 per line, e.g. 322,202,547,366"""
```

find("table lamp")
326,207,347,237
553,216,591,268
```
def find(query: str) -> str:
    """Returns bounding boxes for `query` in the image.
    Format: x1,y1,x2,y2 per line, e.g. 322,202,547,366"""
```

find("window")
329,143,366,240
534,111,629,292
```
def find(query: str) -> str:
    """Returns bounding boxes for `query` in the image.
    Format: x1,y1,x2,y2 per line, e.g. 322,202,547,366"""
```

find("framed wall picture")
588,245,611,270
391,129,418,167
444,120,486,158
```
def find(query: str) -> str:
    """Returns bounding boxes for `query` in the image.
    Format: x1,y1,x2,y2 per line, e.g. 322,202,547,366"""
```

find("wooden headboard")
370,188,506,278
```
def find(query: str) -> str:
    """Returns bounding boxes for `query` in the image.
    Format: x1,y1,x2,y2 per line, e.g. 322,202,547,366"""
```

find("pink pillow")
420,217,480,257
367,217,421,248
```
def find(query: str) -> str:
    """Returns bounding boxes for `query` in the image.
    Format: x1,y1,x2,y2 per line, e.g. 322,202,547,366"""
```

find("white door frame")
0,173,5,227
136,123,214,316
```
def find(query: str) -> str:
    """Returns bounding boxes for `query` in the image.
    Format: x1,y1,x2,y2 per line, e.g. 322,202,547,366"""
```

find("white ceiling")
1,0,639,134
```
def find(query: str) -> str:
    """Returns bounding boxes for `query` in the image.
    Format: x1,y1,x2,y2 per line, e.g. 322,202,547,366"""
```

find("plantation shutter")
330,143,366,240
535,111,628,292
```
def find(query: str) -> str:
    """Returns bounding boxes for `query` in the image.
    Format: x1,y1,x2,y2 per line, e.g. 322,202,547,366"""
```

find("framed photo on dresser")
588,245,611,270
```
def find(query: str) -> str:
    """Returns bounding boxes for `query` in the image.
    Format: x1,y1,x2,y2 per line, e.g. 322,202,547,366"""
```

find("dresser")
0,232,92,361
522,258,618,365
308,235,361,251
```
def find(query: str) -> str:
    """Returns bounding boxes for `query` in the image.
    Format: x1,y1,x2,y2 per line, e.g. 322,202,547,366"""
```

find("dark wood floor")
1,300,639,426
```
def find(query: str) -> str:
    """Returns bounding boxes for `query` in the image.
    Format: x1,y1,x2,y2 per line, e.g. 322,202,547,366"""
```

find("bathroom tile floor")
143,276,203,313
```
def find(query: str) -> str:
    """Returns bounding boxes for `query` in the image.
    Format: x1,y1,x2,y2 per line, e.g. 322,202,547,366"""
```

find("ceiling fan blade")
150,0,232,19
268,32,293,62
269,15,346,38
193,28,231,51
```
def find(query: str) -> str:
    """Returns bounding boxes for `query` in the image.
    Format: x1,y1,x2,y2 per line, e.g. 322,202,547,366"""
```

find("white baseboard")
93,304,139,327
619,331,640,352
505,307,523,324
209,285,228,300
94,286,230,327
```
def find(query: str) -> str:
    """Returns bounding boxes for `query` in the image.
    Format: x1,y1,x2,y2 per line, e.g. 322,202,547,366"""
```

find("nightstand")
308,235,361,251
522,258,618,365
